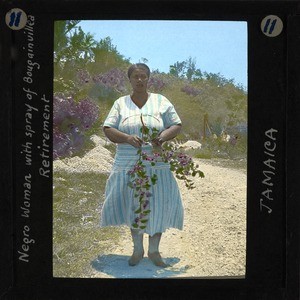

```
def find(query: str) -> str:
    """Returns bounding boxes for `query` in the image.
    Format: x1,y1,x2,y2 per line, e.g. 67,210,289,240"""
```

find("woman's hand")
104,127,143,147
151,124,182,147
126,135,143,148
151,136,164,147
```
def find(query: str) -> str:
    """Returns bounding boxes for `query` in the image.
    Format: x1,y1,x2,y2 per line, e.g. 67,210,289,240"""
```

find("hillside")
53,20,247,160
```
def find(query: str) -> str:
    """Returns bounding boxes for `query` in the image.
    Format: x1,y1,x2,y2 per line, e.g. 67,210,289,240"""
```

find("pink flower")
143,200,150,208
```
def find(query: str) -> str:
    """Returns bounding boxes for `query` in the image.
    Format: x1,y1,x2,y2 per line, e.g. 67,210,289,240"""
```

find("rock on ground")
179,140,202,150
53,135,114,174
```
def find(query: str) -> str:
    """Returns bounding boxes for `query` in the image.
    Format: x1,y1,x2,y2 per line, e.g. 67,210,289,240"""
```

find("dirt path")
87,159,247,279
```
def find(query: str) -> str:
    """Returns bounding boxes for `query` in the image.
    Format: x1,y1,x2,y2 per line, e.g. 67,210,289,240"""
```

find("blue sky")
79,20,248,89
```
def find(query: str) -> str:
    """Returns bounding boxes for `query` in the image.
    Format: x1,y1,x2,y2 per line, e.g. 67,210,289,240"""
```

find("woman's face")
129,68,149,92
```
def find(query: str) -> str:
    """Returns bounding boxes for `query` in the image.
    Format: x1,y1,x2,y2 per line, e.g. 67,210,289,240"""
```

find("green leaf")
132,223,139,228
151,178,157,185
134,208,141,214
198,171,205,178
140,219,148,223
139,226,147,229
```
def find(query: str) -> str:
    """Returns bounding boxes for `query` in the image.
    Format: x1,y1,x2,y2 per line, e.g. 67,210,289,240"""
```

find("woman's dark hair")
127,63,151,79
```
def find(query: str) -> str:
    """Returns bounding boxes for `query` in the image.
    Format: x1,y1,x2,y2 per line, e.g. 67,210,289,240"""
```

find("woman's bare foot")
148,251,169,268
128,251,144,266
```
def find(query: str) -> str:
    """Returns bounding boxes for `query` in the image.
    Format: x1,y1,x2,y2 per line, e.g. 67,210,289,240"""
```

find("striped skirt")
100,144,184,236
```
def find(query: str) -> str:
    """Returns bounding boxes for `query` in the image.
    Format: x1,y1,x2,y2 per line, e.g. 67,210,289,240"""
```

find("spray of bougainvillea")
128,115,204,230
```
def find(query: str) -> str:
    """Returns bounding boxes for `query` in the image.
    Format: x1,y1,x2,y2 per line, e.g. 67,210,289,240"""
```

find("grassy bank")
53,171,123,278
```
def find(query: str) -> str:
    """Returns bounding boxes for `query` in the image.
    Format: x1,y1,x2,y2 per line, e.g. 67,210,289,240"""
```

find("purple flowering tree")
147,75,168,92
75,68,130,101
53,94,99,159
92,68,128,94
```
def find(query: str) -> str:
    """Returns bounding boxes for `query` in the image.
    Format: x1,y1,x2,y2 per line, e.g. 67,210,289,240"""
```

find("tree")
185,57,197,81
140,57,149,64
203,72,235,87
54,21,97,70
54,21,130,95
90,37,129,73
169,61,186,78
54,20,80,60
169,57,203,81
225,93,247,127
54,21,99,94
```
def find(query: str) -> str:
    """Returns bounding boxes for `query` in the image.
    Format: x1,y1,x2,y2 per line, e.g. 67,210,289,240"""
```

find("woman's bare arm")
103,127,143,148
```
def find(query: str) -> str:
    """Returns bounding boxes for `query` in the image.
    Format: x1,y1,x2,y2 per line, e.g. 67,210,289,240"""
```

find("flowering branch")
128,115,204,230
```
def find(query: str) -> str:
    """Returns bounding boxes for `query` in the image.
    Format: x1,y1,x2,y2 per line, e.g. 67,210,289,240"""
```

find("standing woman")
101,63,184,268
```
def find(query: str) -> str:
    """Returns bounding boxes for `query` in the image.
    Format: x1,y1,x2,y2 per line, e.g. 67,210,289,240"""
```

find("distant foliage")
53,94,99,159
170,57,203,81
203,71,235,87
92,68,128,93
54,21,95,68
76,69,92,85
181,85,202,97
147,75,168,92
